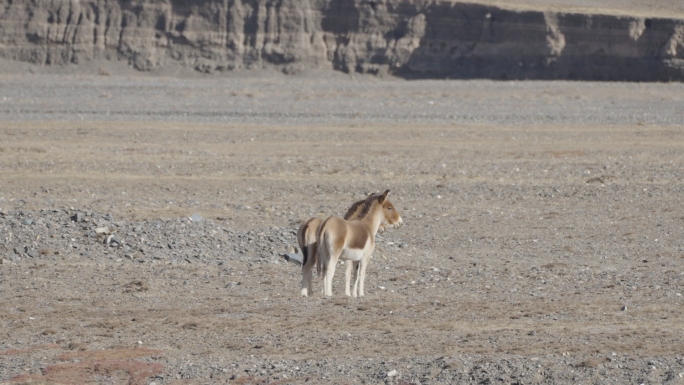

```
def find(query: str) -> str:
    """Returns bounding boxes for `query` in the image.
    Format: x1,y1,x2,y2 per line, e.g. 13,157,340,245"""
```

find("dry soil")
0,71,683,384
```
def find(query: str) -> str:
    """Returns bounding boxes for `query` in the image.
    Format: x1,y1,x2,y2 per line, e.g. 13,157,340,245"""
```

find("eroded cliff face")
0,0,683,80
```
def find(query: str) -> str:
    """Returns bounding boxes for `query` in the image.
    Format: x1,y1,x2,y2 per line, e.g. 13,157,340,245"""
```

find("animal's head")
346,191,403,232
376,190,403,229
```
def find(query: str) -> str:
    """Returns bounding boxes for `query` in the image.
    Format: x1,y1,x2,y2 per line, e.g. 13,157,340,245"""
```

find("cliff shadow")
394,2,684,81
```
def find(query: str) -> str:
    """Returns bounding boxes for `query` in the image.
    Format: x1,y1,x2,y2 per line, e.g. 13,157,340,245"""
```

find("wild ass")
297,192,389,297
317,190,403,297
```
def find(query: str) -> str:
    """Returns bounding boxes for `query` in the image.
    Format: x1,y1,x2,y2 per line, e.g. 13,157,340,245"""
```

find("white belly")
339,247,366,262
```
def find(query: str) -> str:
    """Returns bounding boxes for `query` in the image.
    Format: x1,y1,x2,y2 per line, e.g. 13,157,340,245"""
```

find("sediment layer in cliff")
0,0,683,80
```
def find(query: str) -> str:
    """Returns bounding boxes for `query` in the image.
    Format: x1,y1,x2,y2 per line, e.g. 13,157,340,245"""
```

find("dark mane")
343,193,381,220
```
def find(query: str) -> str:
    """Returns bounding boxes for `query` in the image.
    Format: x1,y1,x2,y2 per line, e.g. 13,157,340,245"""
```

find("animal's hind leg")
301,243,316,297
323,255,339,297
300,252,311,297
302,243,317,297
318,254,328,296
317,236,336,297
319,264,326,295
301,262,313,297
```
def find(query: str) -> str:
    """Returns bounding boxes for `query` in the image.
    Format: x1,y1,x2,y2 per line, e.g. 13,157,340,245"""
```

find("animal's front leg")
358,255,370,297
344,260,353,296
351,262,360,297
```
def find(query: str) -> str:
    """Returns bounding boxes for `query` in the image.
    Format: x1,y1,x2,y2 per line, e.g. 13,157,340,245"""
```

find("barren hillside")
0,0,683,80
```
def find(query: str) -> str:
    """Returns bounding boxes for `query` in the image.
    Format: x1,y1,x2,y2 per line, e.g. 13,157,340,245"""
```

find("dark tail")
316,232,323,277
301,234,309,268
298,218,314,269
316,217,333,277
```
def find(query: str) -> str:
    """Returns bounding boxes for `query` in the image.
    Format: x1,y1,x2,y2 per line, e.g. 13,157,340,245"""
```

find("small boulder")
283,253,303,265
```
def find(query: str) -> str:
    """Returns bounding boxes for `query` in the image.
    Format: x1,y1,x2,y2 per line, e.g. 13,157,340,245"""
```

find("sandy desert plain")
0,65,684,384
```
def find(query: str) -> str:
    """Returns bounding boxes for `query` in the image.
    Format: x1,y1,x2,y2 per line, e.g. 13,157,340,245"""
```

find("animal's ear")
378,190,390,203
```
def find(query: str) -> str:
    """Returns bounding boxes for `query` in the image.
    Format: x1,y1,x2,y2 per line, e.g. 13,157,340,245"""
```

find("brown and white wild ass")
316,190,403,297
297,192,390,297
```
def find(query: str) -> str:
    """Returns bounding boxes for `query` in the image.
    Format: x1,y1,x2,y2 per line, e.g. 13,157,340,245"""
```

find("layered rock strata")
0,0,683,80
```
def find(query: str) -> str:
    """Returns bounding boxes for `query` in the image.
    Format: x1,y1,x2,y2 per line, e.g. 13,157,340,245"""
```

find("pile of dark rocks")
0,208,298,266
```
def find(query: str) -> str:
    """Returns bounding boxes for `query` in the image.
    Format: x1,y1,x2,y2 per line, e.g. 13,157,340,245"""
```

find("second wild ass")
297,192,389,297
317,190,403,297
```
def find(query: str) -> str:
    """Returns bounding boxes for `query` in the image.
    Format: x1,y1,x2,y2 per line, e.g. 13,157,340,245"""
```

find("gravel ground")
0,70,683,126
1,71,684,384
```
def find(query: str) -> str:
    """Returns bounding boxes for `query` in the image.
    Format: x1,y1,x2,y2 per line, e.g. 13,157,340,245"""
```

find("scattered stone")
621,305,627,311
528,331,536,336
123,280,148,292
95,227,111,235
586,176,605,184
190,213,203,222
27,250,39,258
21,218,33,225
387,369,397,377
283,253,303,265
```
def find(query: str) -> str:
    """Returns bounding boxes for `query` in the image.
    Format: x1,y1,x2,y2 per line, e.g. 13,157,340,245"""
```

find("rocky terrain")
1,72,684,384
1,0,684,80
